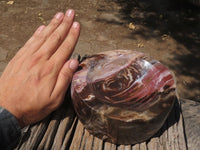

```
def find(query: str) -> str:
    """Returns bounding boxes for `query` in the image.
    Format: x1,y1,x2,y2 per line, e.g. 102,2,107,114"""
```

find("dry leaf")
161,34,169,40
7,1,14,5
38,12,42,16
128,22,136,30
38,17,44,22
137,43,144,48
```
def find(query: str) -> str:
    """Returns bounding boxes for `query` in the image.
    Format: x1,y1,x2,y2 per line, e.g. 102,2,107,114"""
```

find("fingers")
11,9,79,74
50,21,80,70
50,59,79,101
14,9,79,65
36,9,75,60
17,12,65,57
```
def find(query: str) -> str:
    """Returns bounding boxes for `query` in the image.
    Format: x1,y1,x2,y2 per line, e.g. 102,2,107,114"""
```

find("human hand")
0,9,80,127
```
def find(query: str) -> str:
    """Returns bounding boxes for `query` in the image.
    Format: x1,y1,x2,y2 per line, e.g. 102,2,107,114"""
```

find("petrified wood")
16,98,187,150
71,50,176,144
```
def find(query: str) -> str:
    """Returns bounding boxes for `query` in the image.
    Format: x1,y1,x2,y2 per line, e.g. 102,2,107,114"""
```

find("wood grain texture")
15,99,187,150
181,99,200,150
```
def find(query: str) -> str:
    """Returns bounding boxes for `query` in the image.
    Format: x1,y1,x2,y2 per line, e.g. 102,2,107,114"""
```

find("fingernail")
66,9,74,17
37,25,45,33
55,12,63,19
72,22,80,29
69,59,79,71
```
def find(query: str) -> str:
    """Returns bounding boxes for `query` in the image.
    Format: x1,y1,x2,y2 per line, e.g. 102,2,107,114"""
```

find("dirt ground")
0,0,200,149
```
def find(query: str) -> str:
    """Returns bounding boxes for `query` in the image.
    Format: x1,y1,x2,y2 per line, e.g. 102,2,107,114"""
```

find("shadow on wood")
16,90,77,150
16,92,187,150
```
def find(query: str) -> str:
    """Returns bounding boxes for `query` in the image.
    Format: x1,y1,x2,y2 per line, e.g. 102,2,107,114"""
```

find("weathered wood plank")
93,136,103,150
140,142,147,150
52,107,76,150
132,144,139,150
117,145,130,150
79,128,89,150
104,142,117,150
84,130,94,150
37,113,61,149
16,99,187,150
180,98,200,150
69,120,84,150
16,116,51,150
176,100,188,150
60,117,77,150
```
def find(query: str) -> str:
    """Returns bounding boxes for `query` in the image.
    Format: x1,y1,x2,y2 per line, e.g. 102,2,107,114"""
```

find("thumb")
51,59,79,100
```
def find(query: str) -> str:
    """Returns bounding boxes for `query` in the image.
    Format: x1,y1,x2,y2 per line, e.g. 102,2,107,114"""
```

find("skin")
0,9,80,127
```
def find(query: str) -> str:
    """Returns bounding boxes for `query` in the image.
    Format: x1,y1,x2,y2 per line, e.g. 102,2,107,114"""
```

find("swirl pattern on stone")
71,50,176,144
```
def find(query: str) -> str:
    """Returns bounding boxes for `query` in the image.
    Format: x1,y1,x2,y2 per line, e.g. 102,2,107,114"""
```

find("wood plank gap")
15,126,31,150
139,142,147,150
18,115,51,150
167,113,175,150
60,117,78,150
69,120,85,150
37,110,62,150
79,128,89,150
84,130,94,150
176,100,188,150
51,108,76,149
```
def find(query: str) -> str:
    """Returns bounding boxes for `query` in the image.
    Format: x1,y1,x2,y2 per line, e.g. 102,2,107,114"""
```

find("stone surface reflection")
71,50,176,144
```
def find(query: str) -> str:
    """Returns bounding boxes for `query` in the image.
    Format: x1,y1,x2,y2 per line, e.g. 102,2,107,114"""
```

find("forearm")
0,106,21,149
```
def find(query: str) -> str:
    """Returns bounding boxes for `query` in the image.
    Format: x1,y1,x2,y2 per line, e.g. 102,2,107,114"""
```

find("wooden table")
15,98,187,150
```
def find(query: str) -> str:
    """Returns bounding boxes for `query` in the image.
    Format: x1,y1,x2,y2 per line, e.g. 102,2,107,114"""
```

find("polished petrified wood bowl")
71,50,176,144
